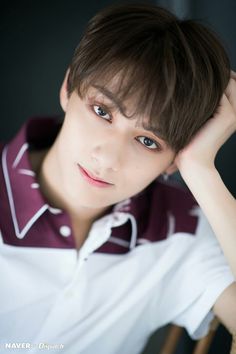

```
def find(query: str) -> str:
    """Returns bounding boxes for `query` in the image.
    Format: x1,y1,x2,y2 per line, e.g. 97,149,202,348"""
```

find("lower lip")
78,165,113,188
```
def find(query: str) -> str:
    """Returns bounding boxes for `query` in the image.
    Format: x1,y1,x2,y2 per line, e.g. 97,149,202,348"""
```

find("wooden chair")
159,318,235,354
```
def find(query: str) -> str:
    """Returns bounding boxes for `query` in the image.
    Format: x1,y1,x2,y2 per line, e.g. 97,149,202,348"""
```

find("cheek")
63,110,92,149
127,160,159,190
130,154,172,188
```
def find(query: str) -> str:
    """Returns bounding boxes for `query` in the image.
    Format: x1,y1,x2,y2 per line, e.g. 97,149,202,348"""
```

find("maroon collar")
2,117,62,239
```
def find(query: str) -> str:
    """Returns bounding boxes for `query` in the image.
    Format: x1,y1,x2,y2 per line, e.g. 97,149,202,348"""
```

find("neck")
29,146,109,248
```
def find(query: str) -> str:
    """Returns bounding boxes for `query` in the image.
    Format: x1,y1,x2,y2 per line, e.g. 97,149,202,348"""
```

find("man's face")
54,84,176,211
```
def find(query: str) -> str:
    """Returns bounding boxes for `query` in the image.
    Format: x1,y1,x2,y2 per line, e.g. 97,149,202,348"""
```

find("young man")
0,3,236,354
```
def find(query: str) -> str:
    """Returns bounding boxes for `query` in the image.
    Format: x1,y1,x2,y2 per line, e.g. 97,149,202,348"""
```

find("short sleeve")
170,209,235,339
150,208,235,339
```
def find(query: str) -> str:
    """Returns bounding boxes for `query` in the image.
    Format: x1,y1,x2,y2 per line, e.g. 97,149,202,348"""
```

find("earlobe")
59,69,70,112
164,162,178,175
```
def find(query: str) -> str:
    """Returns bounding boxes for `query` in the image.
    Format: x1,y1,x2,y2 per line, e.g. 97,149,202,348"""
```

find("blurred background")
1,0,235,353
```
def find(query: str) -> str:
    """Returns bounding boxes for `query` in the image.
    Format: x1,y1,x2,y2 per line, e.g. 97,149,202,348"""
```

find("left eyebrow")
139,121,165,142
92,85,128,117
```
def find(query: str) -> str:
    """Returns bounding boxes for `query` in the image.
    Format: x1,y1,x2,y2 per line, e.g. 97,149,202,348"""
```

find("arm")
175,74,236,276
174,73,236,330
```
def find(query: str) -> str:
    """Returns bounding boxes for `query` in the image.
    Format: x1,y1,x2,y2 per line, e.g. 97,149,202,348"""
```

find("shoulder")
129,178,200,242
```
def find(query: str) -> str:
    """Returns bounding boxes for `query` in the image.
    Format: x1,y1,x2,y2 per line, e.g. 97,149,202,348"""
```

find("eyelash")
93,105,112,122
91,104,161,151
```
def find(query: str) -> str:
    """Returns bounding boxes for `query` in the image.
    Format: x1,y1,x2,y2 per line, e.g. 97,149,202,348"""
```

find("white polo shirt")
0,118,234,354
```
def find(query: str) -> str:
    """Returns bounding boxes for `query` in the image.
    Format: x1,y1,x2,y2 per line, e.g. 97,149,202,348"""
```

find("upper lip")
79,164,113,184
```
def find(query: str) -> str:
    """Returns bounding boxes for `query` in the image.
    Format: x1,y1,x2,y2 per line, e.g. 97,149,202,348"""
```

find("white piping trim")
109,236,130,248
18,168,35,176
189,205,201,217
12,143,29,168
16,204,49,239
137,238,151,245
166,211,175,238
2,146,49,239
127,213,137,249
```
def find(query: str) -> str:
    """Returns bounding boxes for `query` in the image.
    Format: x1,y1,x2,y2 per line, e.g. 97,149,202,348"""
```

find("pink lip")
78,164,113,188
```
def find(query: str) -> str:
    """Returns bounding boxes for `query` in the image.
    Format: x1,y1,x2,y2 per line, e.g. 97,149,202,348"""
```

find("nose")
91,136,124,173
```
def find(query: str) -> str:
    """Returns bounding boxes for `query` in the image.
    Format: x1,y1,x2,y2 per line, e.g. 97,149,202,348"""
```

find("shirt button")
31,182,39,189
59,225,71,237
49,207,62,215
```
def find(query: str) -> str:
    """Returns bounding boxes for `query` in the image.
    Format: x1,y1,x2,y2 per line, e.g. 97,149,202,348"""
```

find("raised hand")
170,71,236,280
175,72,236,175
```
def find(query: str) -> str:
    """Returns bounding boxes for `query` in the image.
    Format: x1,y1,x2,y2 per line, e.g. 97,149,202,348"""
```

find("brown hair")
67,3,230,152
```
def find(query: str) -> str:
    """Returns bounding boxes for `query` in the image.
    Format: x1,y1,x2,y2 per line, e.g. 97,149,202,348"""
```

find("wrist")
178,158,217,182
178,162,221,196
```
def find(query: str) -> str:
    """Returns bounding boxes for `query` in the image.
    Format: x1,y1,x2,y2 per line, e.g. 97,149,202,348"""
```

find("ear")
59,69,70,112
163,162,178,176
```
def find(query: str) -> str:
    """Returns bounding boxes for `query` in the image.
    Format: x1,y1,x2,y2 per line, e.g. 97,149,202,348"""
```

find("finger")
218,94,236,132
225,78,236,112
216,94,231,114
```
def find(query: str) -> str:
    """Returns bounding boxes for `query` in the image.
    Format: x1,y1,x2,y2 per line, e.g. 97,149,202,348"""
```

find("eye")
136,136,161,150
93,105,111,121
